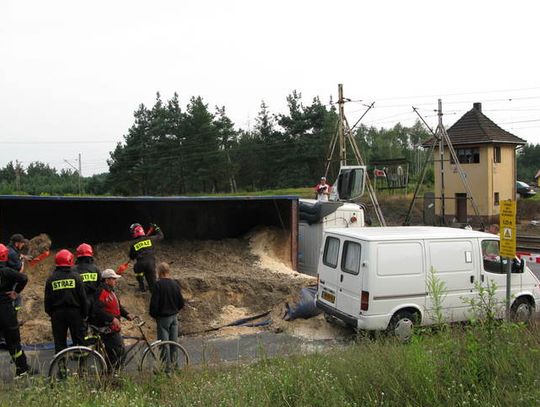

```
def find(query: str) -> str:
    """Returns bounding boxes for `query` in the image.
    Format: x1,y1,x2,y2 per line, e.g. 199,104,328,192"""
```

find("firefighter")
73,243,101,307
91,269,134,372
0,244,34,377
44,249,88,354
128,223,164,292
7,234,27,312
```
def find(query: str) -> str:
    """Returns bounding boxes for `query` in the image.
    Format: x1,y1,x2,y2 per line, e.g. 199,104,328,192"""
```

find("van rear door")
317,234,341,308
337,239,364,318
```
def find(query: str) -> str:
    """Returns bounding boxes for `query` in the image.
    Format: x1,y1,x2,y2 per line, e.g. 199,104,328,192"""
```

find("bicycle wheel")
139,341,190,374
48,346,107,383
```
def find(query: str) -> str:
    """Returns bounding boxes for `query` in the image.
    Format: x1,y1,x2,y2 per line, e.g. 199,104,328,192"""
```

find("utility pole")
437,99,446,224
404,100,481,226
324,84,386,226
337,84,347,166
64,154,82,196
15,160,21,191
78,153,82,195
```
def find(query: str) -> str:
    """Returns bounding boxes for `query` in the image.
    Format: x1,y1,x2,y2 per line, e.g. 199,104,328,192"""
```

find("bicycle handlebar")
132,316,145,327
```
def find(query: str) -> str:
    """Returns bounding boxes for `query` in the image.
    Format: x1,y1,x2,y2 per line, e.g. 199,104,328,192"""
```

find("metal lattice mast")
437,100,481,218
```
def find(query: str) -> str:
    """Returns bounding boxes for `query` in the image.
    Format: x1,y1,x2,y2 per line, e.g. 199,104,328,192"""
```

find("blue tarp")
284,286,321,321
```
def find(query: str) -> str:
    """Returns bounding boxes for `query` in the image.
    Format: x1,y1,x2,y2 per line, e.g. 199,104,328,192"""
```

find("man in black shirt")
0,244,33,376
128,223,164,292
149,262,184,365
44,249,88,354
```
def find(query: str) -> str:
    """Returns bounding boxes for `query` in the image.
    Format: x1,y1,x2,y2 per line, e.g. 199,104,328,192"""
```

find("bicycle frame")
90,318,163,371
122,322,160,368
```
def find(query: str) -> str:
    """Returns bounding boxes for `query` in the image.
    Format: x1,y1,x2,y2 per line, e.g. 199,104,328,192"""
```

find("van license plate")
322,291,335,304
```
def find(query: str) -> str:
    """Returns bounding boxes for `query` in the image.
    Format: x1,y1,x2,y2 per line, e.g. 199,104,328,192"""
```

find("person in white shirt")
314,177,331,201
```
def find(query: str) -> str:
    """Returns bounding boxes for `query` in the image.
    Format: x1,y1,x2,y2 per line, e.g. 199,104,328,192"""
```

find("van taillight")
361,291,369,311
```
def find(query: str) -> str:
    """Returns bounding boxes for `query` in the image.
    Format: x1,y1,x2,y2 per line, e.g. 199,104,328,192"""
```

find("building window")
452,147,480,164
494,192,499,206
494,146,501,163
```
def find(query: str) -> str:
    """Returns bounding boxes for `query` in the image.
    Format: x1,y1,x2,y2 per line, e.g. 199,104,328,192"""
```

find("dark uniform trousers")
0,303,28,373
51,308,86,354
134,256,156,292
101,332,126,371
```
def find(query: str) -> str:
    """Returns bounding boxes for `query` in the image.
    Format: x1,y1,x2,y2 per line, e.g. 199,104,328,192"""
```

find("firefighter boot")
13,350,37,377
136,275,146,292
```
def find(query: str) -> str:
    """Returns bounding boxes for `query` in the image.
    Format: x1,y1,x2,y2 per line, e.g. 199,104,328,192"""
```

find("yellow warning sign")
499,200,516,258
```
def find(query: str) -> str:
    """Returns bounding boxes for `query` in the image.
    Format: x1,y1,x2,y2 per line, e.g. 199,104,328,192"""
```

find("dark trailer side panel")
0,195,298,270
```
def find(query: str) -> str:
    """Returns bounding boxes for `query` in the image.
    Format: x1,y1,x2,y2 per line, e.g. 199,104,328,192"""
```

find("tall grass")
3,323,540,406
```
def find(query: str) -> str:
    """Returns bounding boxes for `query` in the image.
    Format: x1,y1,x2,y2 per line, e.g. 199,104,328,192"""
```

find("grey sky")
1,0,539,175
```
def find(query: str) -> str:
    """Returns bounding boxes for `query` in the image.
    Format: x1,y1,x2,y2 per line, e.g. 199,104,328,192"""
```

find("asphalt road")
0,331,344,382
529,261,540,280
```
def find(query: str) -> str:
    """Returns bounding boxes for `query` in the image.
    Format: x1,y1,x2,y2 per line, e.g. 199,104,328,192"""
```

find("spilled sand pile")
18,227,349,344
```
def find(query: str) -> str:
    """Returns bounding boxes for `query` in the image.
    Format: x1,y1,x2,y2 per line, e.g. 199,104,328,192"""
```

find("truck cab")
298,166,367,276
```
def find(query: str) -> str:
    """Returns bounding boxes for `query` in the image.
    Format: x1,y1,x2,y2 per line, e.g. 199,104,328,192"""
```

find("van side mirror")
512,258,525,274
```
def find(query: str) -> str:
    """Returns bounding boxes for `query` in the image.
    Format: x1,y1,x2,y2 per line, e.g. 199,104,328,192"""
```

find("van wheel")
511,297,534,323
388,311,417,342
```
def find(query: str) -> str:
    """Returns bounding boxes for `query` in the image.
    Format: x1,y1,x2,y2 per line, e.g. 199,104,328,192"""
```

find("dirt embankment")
19,227,336,344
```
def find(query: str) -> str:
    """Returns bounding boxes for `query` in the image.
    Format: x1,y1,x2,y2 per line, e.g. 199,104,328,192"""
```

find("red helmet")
55,249,74,267
0,244,8,262
130,223,145,238
76,243,93,258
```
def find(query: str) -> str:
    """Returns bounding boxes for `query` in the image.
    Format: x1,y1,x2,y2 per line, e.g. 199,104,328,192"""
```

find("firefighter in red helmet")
128,223,164,292
44,249,88,355
0,244,35,377
74,243,101,304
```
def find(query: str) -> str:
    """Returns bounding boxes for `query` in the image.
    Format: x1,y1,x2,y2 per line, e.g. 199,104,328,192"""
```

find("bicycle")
48,317,189,381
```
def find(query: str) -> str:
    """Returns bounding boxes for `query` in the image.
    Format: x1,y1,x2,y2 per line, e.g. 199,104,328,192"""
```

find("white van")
316,226,540,339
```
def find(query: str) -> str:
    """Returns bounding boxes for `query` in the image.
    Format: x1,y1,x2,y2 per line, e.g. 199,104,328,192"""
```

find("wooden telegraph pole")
337,84,347,166
437,99,446,224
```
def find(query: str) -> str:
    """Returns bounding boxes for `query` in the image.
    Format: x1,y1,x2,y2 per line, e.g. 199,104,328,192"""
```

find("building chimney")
473,102,482,112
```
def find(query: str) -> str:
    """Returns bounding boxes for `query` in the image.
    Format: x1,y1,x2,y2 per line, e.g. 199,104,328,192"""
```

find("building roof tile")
422,103,526,147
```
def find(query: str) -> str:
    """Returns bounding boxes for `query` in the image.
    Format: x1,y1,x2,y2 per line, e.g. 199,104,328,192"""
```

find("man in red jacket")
91,269,134,372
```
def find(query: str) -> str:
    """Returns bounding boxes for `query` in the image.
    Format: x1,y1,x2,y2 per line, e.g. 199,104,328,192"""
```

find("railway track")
516,235,540,253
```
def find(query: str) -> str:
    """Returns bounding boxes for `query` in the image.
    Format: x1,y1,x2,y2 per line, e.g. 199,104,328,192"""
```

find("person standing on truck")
73,243,101,310
314,177,331,202
91,269,134,372
44,249,88,355
0,244,35,377
149,262,184,365
128,223,164,292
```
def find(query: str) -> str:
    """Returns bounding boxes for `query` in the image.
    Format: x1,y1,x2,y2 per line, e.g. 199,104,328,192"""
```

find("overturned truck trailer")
0,195,299,270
